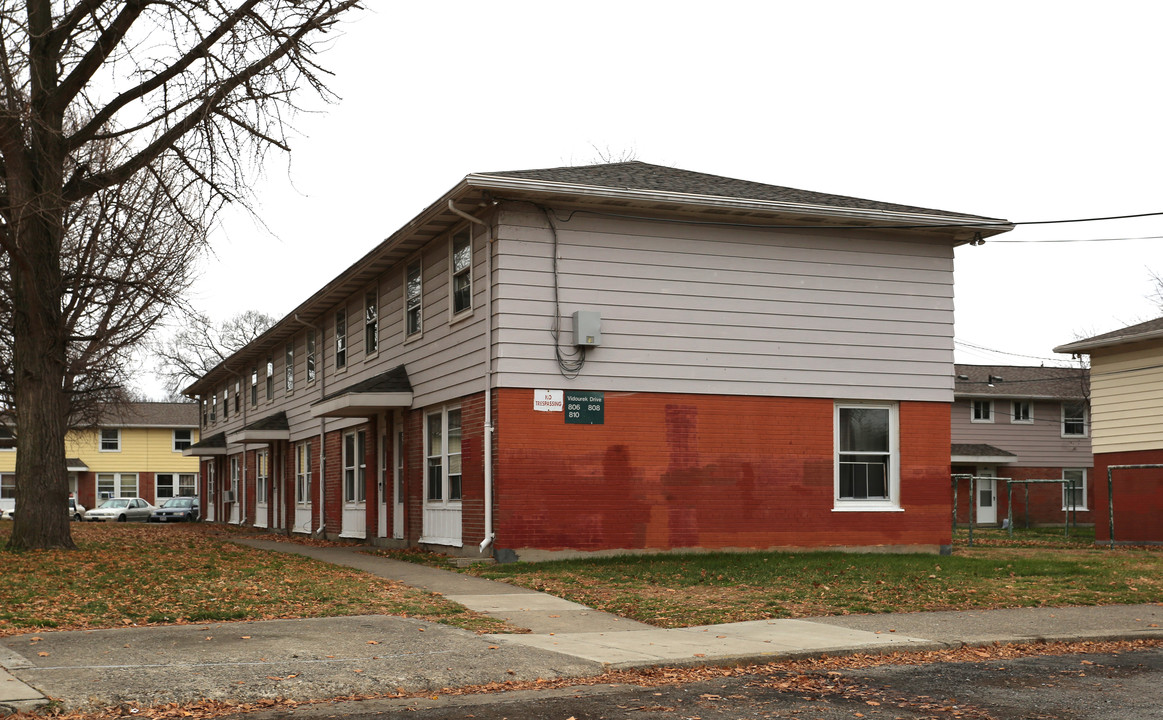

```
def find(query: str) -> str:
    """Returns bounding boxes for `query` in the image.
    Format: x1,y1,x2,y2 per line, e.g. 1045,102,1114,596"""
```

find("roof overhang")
226,429,290,444
311,392,413,418
183,432,226,457
952,453,1019,464
1055,327,1163,354
66,458,88,472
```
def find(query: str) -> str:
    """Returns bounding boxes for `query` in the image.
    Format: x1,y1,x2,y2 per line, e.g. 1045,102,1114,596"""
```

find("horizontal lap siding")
494,388,951,553
494,206,955,402
1090,343,1163,454
950,399,1092,468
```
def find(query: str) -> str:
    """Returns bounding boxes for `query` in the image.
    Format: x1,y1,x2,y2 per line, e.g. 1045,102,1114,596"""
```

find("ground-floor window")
1,474,14,500
426,407,462,502
96,473,138,499
156,473,198,498
295,442,311,504
343,430,367,503
834,402,900,510
1063,468,1087,510
230,456,240,502
256,450,269,504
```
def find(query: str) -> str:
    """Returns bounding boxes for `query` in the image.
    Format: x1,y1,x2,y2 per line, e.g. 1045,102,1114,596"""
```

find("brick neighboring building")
950,364,1092,527
1057,318,1163,544
184,162,1012,559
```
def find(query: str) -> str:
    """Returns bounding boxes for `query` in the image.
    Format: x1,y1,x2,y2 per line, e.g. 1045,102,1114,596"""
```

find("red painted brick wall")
493,389,952,553
951,466,1094,526
1093,450,1163,544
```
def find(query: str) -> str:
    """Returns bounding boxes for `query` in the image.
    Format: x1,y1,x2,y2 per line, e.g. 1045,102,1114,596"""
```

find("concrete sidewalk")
2,541,1161,714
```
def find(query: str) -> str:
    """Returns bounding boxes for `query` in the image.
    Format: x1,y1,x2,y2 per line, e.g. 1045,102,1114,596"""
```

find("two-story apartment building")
1,402,200,517
1056,317,1163,544
950,364,1092,527
184,162,1013,559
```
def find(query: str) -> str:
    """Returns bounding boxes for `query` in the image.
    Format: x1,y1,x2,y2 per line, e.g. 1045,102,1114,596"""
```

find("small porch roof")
311,366,413,418
227,412,290,445
952,443,1018,465
183,432,226,457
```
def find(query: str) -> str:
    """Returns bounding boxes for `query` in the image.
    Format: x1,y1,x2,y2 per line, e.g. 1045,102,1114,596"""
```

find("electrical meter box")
572,311,602,347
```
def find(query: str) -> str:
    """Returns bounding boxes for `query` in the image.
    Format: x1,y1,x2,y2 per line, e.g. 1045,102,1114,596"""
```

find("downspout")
448,199,496,553
222,362,246,527
294,313,326,538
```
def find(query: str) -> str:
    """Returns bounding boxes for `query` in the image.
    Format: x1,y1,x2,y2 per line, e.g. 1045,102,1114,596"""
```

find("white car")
68,497,86,521
84,497,154,522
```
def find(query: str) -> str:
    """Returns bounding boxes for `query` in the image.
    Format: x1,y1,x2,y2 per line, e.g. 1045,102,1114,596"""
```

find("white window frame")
285,341,295,394
230,456,240,501
234,380,241,414
425,406,462,504
1,473,15,499
97,472,138,499
833,401,901,512
306,329,317,384
256,450,269,504
335,309,348,370
1011,400,1033,424
343,430,368,504
1063,468,1088,510
265,358,274,401
172,429,193,452
449,228,473,319
222,388,229,420
250,367,258,407
295,441,311,505
1062,401,1088,437
99,428,121,452
970,400,993,423
405,257,423,340
365,289,379,357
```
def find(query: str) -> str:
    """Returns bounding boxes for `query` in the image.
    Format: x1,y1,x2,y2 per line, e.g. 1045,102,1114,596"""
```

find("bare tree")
152,310,276,398
0,0,361,550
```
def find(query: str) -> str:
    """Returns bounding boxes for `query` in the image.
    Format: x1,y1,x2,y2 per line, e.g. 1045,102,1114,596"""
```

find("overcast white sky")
171,1,1163,391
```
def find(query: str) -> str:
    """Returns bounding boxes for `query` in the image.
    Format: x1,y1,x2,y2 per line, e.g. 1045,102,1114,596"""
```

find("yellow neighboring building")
0,403,200,515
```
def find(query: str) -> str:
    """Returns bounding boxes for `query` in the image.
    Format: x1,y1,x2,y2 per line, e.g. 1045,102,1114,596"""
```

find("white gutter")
448,200,496,554
464,174,1014,236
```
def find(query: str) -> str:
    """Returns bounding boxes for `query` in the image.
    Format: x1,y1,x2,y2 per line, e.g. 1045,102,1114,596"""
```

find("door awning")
951,443,1017,465
227,412,290,445
183,432,226,457
311,365,413,418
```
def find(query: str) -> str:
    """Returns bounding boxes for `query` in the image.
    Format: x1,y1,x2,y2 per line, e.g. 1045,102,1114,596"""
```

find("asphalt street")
233,647,1163,720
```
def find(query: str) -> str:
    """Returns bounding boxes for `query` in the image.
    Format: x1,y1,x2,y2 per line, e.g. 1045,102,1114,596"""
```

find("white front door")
228,456,241,525
421,408,462,546
340,430,368,539
205,461,216,522
976,466,997,525
393,412,404,539
254,450,269,529
377,419,388,539
294,441,313,534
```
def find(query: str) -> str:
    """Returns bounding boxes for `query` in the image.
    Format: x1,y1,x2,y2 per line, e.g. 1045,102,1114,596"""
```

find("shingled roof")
479,162,1004,222
954,364,1088,400
1055,316,1163,354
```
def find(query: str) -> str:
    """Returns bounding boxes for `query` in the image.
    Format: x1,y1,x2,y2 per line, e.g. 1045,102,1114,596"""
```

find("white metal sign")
533,389,563,412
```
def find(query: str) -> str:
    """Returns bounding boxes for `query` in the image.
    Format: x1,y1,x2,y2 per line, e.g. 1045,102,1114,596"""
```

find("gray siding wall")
493,204,957,402
204,222,489,444
951,398,1093,468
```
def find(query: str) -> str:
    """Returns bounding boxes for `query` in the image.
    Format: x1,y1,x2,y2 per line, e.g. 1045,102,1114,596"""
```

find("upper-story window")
365,290,378,355
971,400,993,423
450,229,472,316
99,428,121,452
405,259,422,338
335,309,347,370
211,394,217,423
265,357,273,401
306,329,317,383
250,368,258,406
202,400,208,427
1062,401,1088,437
233,380,240,413
1011,400,1032,423
173,429,193,452
222,388,229,420
285,341,295,393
